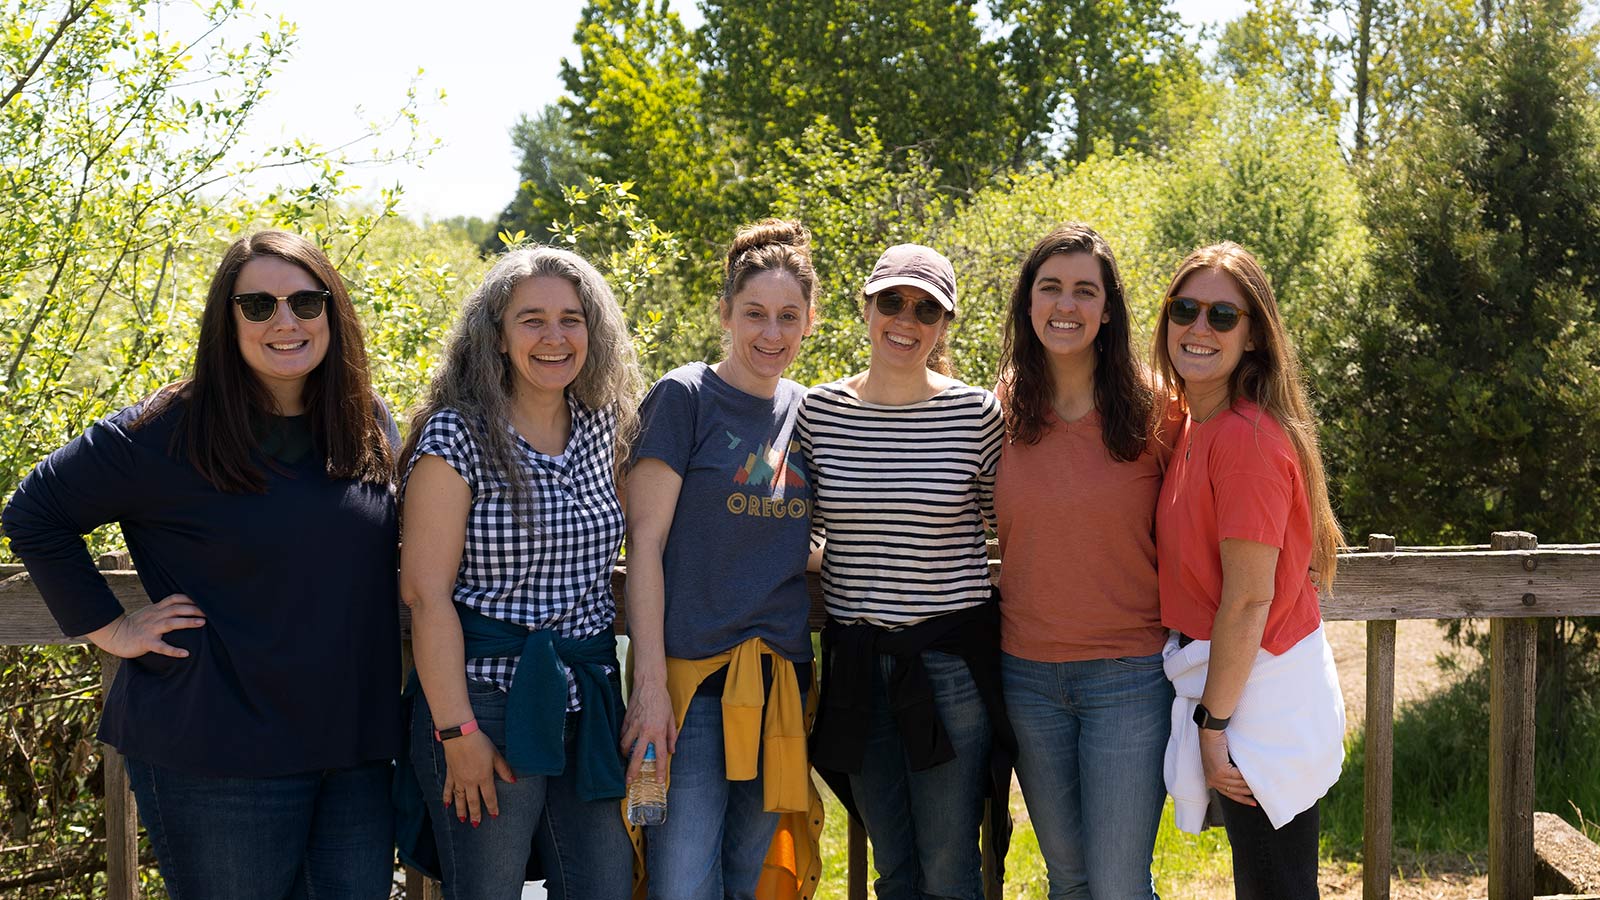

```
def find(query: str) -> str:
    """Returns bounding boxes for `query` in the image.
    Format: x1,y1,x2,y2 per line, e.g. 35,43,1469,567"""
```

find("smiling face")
499,275,589,403
1029,251,1109,361
865,284,949,373
1165,267,1256,406
232,255,331,414
720,269,810,391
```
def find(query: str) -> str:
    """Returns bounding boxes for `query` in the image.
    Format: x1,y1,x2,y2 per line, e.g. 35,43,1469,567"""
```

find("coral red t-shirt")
1155,400,1321,654
995,409,1170,662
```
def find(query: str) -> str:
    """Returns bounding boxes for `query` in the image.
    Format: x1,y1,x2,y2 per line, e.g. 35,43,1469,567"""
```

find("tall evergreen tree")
1336,0,1600,544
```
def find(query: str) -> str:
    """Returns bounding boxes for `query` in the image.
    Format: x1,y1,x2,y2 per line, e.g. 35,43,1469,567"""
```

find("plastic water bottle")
627,743,668,826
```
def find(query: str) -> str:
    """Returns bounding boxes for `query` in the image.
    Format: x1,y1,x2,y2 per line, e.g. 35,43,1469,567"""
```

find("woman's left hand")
1198,727,1256,806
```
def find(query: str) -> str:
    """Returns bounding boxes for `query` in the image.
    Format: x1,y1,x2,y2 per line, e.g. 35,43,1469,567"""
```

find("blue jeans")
645,688,793,900
411,680,632,900
1002,652,1172,900
125,756,393,900
851,650,991,900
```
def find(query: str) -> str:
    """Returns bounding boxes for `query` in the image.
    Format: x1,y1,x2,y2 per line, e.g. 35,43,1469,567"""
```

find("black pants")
1219,795,1321,900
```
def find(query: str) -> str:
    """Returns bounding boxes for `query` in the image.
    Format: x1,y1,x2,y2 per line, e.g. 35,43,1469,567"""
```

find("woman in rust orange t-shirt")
1153,242,1345,900
994,224,1174,899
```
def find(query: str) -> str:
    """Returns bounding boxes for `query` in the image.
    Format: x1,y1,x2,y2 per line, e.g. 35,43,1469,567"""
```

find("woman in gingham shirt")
394,247,644,899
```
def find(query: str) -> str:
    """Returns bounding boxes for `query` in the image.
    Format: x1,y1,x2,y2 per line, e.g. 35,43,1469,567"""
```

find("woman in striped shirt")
802,244,1008,900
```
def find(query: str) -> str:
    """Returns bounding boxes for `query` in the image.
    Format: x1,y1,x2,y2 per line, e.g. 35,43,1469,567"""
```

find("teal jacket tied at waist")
393,602,626,879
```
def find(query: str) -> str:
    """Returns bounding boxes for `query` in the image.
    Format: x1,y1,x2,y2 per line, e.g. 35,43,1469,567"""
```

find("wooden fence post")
1363,534,1397,900
97,552,139,900
1488,531,1538,900
848,816,867,900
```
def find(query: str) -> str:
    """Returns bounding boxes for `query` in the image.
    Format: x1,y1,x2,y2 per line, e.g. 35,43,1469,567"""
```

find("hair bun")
725,218,810,275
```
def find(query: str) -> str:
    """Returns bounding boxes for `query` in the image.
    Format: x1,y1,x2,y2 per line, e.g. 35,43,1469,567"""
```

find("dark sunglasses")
1166,296,1250,333
874,291,946,326
230,290,330,323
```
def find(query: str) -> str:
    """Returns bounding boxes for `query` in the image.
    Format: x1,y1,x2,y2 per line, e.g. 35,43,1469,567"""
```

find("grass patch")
1323,665,1600,857
812,782,1235,898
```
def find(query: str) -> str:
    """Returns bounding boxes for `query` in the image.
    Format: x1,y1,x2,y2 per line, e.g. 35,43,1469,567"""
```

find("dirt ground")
1178,857,1490,900
1322,618,1472,729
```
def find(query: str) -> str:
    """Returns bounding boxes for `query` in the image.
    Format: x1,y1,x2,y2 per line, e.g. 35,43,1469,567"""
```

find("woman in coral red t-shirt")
1153,243,1346,900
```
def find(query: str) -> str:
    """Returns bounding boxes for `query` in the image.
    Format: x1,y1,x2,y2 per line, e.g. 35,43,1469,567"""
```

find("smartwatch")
1192,703,1230,731
434,719,480,742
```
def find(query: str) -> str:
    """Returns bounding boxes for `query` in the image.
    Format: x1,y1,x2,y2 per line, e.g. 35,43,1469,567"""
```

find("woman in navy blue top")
395,247,644,899
2,231,402,900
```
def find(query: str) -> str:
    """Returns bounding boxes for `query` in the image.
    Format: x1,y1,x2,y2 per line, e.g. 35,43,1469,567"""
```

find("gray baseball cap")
863,244,956,313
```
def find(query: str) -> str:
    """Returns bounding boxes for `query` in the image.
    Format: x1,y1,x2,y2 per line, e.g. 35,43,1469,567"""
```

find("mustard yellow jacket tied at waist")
626,637,823,900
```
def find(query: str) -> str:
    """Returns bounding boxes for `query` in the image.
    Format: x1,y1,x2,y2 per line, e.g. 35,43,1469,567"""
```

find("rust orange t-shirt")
1155,400,1321,654
995,408,1171,662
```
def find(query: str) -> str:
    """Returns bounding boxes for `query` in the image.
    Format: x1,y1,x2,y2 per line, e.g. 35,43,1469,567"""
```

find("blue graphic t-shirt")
633,362,813,661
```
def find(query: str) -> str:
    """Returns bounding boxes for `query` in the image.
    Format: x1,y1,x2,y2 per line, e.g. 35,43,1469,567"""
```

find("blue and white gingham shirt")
406,400,623,709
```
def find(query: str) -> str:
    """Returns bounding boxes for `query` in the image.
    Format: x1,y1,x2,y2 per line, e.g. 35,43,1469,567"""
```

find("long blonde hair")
1153,242,1344,585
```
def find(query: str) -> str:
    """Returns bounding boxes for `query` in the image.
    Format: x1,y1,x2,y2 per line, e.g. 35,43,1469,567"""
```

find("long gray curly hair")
399,246,644,521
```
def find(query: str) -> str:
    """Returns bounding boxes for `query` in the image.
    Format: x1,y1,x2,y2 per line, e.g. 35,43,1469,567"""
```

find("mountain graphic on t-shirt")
732,440,806,489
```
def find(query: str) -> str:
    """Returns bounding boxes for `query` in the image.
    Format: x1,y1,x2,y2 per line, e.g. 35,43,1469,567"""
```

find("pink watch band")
434,718,480,742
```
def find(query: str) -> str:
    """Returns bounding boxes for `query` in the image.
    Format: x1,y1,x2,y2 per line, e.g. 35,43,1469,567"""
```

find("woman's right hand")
84,593,205,659
620,679,677,785
441,730,516,827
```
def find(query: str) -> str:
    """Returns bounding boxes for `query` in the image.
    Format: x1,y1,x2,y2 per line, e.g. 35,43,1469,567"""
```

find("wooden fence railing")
1,530,1597,900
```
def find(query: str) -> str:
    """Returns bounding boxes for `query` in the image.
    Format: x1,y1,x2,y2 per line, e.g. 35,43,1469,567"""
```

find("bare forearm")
411,594,473,728
1200,595,1271,718
624,542,669,687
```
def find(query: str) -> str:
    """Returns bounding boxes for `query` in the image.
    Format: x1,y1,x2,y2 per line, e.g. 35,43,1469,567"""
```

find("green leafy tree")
559,0,738,247
1150,83,1368,360
700,0,1011,188
989,0,1194,162
1216,0,1481,155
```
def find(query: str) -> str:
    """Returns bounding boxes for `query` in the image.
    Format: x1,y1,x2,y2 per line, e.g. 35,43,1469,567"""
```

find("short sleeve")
1211,421,1296,549
633,375,697,476
409,409,478,491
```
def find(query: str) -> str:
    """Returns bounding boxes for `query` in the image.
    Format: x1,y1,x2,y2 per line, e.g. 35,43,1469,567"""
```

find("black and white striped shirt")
799,381,1002,627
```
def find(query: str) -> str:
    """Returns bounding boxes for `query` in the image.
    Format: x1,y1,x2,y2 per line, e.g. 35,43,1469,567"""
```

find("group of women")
4,219,1345,900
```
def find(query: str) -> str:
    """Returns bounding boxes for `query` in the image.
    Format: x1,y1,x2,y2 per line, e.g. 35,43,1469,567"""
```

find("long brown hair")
1153,242,1344,584
998,223,1154,460
138,231,392,493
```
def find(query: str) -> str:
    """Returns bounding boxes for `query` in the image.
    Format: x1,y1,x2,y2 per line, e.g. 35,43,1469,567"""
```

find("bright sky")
218,0,1252,222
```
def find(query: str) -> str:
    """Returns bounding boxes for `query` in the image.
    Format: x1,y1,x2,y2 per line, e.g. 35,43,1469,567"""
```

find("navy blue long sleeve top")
2,398,402,777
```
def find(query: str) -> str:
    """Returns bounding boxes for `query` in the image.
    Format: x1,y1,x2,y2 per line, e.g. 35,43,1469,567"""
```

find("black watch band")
1192,702,1231,731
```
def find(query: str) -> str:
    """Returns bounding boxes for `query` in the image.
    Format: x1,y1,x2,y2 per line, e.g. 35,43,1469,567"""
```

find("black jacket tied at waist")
810,595,1016,877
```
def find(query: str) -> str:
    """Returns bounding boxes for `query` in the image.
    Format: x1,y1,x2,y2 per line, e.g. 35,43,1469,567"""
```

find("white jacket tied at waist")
1163,625,1346,833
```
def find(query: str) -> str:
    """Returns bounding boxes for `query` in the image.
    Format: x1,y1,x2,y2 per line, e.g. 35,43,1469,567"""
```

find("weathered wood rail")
1,530,1597,900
